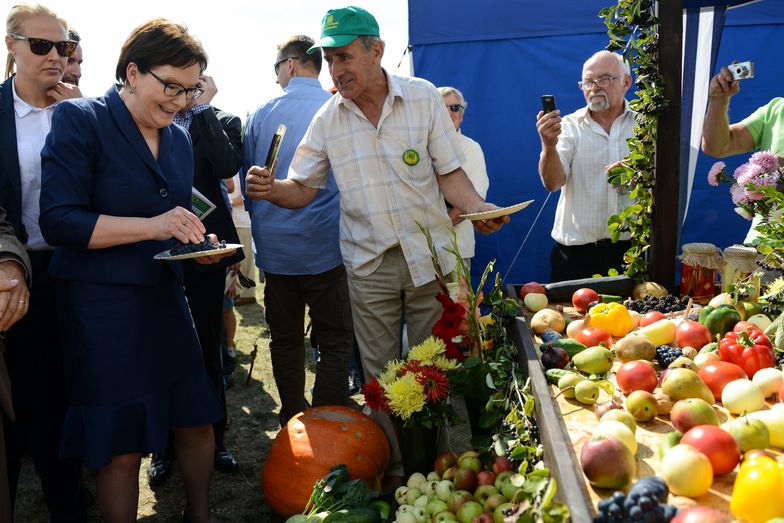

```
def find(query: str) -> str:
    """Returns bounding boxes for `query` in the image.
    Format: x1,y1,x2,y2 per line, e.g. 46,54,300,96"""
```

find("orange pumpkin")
261,405,391,517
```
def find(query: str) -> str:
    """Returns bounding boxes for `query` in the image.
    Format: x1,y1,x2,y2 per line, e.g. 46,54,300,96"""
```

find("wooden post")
650,0,683,290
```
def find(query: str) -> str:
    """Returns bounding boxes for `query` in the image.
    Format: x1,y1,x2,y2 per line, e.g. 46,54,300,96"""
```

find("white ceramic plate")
459,200,534,221
154,243,243,261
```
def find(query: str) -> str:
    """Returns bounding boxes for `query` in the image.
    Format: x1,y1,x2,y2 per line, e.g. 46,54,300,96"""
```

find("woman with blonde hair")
40,18,228,522
1,4,85,521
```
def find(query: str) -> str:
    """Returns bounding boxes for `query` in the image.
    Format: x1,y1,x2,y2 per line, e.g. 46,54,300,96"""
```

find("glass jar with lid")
721,244,761,300
679,243,722,304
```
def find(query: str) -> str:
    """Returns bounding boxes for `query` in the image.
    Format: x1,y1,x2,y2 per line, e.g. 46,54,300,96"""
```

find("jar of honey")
679,243,722,304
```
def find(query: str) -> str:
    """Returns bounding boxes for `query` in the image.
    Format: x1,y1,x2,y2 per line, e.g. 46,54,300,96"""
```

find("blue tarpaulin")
408,0,784,285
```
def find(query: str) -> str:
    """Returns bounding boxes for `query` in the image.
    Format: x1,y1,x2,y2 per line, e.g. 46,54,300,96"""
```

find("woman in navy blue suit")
39,20,227,522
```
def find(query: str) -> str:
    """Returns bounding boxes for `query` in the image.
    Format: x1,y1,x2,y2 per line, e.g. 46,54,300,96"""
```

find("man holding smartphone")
536,50,635,282
702,62,783,244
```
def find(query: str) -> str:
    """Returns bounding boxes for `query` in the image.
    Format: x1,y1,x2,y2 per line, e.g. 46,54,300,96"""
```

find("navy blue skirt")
55,277,223,469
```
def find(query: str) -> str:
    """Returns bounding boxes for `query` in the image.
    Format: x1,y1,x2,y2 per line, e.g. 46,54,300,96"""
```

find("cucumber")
545,368,572,385
544,275,635,303
322,508,382,523
599,294,623,303
549,338,587,358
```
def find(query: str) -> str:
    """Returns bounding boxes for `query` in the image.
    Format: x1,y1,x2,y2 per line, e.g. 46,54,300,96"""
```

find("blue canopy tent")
408,0,784,286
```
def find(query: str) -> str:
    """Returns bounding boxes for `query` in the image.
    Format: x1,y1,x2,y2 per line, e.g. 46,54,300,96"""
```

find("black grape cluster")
170,239,226,256
776,351,784,368
594,477,677,523
655,346,683,368
624,295,689,314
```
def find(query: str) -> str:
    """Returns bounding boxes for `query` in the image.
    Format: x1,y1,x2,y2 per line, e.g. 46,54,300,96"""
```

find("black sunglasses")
274,56,299,75
447,104,464,113
11,34,77,57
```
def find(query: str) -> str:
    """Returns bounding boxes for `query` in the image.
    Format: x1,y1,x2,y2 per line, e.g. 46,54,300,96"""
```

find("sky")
3,0,411,121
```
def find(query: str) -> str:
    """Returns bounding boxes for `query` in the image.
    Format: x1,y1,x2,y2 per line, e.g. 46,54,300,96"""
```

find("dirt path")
14,278,471,521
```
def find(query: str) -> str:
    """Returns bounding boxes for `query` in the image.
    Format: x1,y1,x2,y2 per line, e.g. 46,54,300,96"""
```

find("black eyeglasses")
577,75,621,91
274,56,299,75
446,104,464,113
11,34,77,57
147,70,204,100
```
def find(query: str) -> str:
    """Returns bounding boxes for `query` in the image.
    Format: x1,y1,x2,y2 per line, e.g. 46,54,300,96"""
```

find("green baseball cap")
307,6,380,54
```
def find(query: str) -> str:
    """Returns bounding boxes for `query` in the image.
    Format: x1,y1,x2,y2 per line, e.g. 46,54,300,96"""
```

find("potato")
530,309,565,333
614,334,656,362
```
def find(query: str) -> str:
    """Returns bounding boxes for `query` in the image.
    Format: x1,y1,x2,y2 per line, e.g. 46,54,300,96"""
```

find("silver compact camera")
729,61,754,80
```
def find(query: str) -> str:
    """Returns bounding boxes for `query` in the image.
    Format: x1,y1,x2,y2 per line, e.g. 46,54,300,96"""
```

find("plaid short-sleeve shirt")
289,72,463,286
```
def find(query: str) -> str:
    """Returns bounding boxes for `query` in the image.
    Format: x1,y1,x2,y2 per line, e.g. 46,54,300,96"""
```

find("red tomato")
616,361,658,394
639,311,666,328
674,320,713,350
572,288,599,313
680,425,740,475
671,506,733,523
732,320,758,333
697,361,748,399
573,327,612,348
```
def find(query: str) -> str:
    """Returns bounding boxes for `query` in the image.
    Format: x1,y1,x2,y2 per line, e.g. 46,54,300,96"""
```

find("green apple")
726,416,770,452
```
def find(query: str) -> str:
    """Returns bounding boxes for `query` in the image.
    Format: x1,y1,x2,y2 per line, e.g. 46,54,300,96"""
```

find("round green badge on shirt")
402,149,420,166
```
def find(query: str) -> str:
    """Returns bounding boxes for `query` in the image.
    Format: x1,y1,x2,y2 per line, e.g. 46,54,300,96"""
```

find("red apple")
491,455,512,475
698,361,748,399
471,513,494,523
681,425,740,475
616,360,658,394
443,466,458,481
675,320,713,350
435,451,459,477
579,437,635,489
453,468,478,492
572,288,600,313
476,470,496,487
779,381,784,402
639,310,666,328
446,490,474,514
671,506,733,523
519,282,547,300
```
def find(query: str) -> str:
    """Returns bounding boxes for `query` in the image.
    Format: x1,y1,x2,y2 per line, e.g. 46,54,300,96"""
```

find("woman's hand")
150,206,205,244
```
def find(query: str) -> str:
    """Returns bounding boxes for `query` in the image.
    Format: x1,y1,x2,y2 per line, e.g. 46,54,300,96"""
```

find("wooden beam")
650,0,683,290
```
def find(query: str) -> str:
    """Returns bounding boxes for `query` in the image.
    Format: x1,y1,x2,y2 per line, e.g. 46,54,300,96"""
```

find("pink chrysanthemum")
730,184,750,205
707,162,725,186
750,150,779,173
734,162,764,185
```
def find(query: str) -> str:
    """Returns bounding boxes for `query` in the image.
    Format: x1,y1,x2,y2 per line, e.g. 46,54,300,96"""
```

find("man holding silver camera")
536,50,635,282
702,63,783,244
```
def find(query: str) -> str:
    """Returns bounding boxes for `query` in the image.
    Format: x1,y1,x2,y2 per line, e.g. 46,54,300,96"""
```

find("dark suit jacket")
39,86,194,285
0,77,26,244
187,108,244,268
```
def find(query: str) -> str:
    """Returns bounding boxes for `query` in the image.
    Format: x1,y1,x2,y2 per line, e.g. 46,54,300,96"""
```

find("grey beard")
588,95,609,112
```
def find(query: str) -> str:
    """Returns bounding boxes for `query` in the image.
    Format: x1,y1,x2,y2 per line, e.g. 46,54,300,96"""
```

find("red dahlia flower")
415,366,450,402
361,378,388,411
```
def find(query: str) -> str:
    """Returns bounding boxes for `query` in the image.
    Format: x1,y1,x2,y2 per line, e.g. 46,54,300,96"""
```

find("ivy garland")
600,0,668,280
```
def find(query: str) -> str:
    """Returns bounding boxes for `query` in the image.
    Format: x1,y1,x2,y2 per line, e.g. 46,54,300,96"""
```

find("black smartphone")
541,95,557,114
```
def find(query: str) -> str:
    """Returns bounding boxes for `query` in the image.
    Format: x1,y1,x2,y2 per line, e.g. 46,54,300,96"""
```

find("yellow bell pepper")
586,302,633,337
730,453,784,523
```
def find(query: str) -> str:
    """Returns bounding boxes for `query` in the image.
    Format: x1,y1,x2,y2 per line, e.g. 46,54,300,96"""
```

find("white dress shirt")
13,78,57,250
547,100,635,246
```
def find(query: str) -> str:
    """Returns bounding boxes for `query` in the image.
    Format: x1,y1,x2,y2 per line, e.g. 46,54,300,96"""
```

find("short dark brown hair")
115,19,207,84
277,35,321,74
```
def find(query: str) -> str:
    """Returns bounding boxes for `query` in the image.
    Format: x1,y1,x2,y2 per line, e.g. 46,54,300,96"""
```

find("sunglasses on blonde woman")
11,34,77,57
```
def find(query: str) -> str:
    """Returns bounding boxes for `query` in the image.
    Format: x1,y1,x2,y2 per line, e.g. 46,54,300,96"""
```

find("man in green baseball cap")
246,4,510,489
308,6,380,53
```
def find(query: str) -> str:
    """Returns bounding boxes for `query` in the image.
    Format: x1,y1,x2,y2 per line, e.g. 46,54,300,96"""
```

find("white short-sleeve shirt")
547,101,636,246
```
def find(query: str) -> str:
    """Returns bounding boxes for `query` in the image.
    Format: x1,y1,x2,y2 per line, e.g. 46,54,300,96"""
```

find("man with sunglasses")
242,35,353,427
47,28,82,102
536,50,635,282
438,86,489,269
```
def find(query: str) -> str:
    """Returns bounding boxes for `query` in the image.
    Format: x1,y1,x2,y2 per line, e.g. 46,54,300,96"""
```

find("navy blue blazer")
0,76,26,243
39,86,193,285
